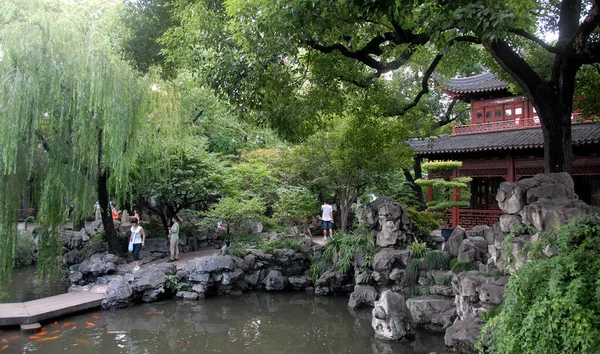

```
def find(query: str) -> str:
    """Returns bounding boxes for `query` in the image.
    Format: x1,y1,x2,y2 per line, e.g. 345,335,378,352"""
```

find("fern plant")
423,250,450,270
409,241,429,259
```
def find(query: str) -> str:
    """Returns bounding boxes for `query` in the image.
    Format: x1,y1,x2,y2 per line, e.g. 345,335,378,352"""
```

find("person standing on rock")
321,200,334,240
129,217,146,271
168,216,180,262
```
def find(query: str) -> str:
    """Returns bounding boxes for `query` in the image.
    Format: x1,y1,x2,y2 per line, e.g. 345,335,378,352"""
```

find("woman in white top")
129,217,146,271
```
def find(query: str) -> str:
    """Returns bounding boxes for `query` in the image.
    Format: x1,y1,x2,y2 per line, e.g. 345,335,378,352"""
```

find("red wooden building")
411,73,600,228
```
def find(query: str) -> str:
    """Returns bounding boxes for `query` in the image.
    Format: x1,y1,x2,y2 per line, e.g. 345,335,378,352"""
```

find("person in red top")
111,206,119,220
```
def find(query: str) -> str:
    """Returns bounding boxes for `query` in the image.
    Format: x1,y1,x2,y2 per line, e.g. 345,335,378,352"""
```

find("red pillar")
507,156,515,182
452,187,459,228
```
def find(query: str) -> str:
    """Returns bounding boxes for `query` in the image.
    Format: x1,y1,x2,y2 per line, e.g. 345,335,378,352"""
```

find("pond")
1,268,446,353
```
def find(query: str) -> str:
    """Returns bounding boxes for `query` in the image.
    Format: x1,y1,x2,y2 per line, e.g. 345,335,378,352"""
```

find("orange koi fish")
145,312,152,315
0,345,8,353
85,322,96,328
177,340,188,346
61,322,75,328
0,340,7,344
51,321,58,327
70,326,77,331
75,339,90,345
49,330,61,335
9,336,19,341
35,336,59,343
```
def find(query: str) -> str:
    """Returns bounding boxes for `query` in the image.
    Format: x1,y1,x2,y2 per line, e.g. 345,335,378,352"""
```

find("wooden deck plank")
0,303,30,326
0,292,106,326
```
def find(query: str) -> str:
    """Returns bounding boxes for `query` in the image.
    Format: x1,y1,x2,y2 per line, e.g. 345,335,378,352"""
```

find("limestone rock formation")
348,285,379,310
406,298,456,331
371,290,413,340
364,197,412,247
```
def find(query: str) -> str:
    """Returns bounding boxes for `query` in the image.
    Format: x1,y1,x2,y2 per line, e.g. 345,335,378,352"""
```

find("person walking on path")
321,201,333,240
129,217,146,271
168,216,180,262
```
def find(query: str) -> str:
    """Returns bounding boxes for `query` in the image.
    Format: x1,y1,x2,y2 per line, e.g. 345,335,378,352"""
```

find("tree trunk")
97,128,121,256
98,171,121,255
540,108,573,173
403,156,425,210
339,200,350,232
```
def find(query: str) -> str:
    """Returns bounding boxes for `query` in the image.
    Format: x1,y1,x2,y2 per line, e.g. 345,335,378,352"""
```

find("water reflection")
2,266,69,303
0,293,445,353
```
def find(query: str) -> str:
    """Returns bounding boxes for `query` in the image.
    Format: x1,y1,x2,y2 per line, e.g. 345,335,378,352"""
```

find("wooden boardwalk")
0,292,106,327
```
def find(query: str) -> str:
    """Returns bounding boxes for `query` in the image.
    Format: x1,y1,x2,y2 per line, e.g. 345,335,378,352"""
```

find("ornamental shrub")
408,208,443,243
415,160,471,214
482,215,600,353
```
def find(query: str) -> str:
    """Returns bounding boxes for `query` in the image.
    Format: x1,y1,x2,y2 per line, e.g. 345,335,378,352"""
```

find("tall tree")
0,0,149,285
164,0,600,173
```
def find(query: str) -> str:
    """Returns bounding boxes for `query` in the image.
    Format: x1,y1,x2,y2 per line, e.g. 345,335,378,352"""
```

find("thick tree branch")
509,28,564,55
389,35,481,117
483,39,545,103
305,29,429,76
438,97,459,127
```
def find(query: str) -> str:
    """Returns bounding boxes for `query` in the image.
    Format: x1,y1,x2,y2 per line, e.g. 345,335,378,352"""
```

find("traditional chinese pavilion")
411,72,600,228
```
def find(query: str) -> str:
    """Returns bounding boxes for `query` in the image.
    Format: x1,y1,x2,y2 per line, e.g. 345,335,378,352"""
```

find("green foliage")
408,241,429,259
434,274,452,286
272,186,318,231
416,160,471,216
259,238,302,254
408,209,443,242
405,259,422,285
483,215,600,353
222,242,247,258
450,258,478,273
164,274,181,292
322,231,375,273
421,160,463,172
201,196,266,237
423,250,450,271
0,0,150,287
405,285,431,298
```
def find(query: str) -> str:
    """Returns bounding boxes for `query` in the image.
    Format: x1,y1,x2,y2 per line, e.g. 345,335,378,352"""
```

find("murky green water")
2,266,69,303
1,268,446,353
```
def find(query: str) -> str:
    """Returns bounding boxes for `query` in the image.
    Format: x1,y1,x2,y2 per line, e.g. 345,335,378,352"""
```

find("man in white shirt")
321,201,333,240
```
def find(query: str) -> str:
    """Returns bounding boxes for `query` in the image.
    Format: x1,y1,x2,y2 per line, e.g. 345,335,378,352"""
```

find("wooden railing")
445,209,504,229
452,114,586,135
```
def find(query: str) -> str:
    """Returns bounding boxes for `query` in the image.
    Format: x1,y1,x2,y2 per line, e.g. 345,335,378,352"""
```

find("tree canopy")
163,0,600,173
0,0,150,285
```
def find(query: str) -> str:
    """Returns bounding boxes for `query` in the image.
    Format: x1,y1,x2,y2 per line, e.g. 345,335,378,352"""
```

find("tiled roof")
441,72,510,94
411,123,600,155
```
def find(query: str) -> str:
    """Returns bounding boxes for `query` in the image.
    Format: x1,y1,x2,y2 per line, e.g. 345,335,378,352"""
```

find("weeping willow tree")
0,0,149,288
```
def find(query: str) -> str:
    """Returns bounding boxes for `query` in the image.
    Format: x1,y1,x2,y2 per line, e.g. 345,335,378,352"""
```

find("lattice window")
460,168,508,177
573,165,600,175
516,167,544,176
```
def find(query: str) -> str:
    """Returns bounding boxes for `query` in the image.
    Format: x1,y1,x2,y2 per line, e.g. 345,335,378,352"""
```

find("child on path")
129,217,146,271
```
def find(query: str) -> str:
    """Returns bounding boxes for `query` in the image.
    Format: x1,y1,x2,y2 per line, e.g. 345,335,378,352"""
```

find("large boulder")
372,249,412,273
406,298,456,331
195,255,236,273
453,272,509,319
445,226,466,257
371,290,413,341
78,253,126,283
444,314,485,353
520,198,600,233
364,197,412,247
496,172,577,215
314,269,353,296
348,285,379,310
102,275,133,309
132,266,167,302
262,270,288,291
